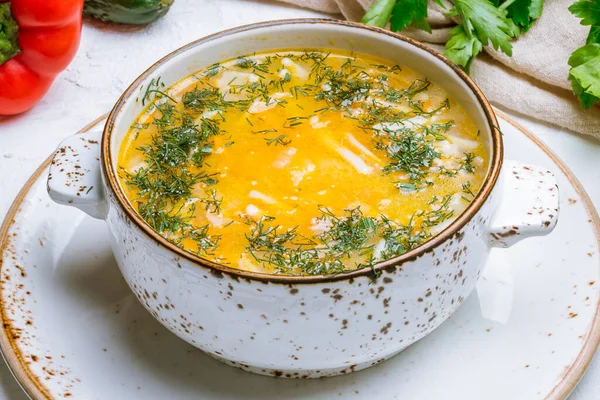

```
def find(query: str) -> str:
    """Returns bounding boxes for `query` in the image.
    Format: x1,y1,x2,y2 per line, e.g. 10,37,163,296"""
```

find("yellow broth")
118,49,487,275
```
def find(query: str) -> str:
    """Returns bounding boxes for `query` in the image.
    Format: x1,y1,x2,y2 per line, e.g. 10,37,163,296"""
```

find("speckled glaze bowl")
46,19,559,378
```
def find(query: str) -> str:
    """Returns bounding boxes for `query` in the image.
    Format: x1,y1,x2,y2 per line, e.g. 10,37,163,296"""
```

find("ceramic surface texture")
1,2,599,398
45,20,557,377
0,115,597,399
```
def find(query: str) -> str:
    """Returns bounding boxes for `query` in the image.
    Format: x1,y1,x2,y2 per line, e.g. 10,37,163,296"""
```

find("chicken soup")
118,49,487,275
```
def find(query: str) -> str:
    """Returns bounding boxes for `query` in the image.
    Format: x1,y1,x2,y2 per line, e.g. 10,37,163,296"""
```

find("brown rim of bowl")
102,18,503,284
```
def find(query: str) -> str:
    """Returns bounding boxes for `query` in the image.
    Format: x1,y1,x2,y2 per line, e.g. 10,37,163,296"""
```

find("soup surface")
118,49,488,275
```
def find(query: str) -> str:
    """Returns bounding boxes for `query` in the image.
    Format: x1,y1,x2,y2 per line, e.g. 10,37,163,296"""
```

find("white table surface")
0,0,599,398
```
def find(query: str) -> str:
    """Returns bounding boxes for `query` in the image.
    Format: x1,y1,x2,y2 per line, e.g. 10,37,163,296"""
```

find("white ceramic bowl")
47,19,559,378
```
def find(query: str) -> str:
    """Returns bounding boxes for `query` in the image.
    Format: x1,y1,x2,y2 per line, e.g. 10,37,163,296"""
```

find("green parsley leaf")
504,0,543,31
568,43,600,109
361,0,396,28
444,0,519,70
445,24,484,72
569,0,600,26
390,0,432,33
570,0,600,44
452,0,519,56
483,0,543,29
362,0,531,74
528,0,545,20
588,26,600,44
570,75,599,109
568,0,600,108
505,0,533,29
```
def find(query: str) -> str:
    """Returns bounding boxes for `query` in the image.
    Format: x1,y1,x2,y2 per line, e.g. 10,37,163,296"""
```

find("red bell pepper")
0,0,84,115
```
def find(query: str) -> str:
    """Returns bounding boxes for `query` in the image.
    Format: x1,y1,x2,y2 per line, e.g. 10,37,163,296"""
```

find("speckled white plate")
1,111,599,400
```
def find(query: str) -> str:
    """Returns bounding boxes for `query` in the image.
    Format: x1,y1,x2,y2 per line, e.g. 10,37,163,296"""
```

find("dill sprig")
379,130,440,182
379,78,430,103
461,181,475,203
141,77,177,106
264,135,291,146
235,56,270,74
203,63,225,78
314,69,373,108
243,205,453,275
127,184,220,255
316,206,378,256
422,121,454,140
124,93,227,254
182,86,236,112
379,215,427,260
462,152,476,173
418,195,455,229
201,189,222,214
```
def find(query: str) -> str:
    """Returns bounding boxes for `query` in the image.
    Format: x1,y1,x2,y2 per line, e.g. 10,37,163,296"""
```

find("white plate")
1,111,598,400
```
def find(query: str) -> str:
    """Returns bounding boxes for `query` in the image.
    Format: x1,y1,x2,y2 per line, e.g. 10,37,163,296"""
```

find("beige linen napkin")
277,0,600,138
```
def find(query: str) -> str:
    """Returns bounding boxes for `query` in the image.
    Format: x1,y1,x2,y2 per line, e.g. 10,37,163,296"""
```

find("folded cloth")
277,0,600,138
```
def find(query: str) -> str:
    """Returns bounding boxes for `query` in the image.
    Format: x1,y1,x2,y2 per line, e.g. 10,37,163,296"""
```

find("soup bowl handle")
47,130,108,220
488,160,559,248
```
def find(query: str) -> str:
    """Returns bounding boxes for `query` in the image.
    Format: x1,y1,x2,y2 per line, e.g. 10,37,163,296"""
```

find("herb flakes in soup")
118,49,488,276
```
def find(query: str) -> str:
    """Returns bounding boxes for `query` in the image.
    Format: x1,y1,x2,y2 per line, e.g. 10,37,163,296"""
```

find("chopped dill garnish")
396,182,417,191
314,69,373,108
265,135,291,146
130,122,149,130
419,195,455,229
242,204,454,275
123,88,226,254
462,152,476,173
422,121,454,140
125,180,221,256
379,215,426,260
284,116,308,128
462,181,475,197
203,63,224,78
380,79,430,103
235,57,257,69
142,77,177,106
378,130,440,182
201,189,223,214
316,206,378,256
291,85,310,99
182,86,234,112
461,181,475,203
395,181,431,192
252,128,277,135
123,52,482,276
370,63,402,73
